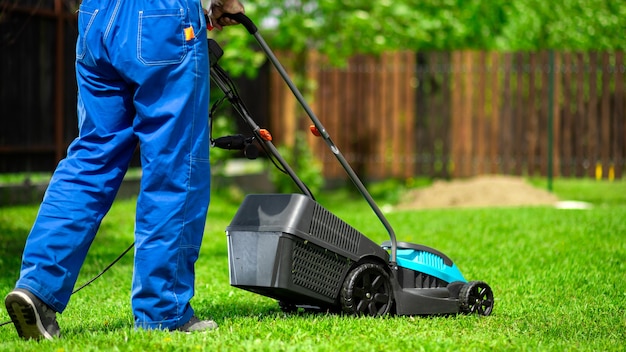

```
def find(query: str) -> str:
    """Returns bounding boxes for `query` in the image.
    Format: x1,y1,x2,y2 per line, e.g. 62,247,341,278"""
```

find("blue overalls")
15,0,211,330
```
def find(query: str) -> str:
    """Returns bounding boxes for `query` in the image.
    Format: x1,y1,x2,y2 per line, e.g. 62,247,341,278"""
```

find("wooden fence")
0,2,79,172
1,4,624,180
268,51,626,180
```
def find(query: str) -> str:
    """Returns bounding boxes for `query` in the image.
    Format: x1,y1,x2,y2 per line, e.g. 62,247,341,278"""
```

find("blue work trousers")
16,0,211,330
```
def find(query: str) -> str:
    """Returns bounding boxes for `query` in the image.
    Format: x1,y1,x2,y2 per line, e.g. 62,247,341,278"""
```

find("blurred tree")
211,0,625,75
496,0,626,50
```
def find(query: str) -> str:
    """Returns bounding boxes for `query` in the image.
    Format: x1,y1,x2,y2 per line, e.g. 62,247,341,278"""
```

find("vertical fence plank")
527,53,538,176
364,56,380,179
415,52,430,177
389,53,401,177
54,0,66,163
357,55,371,178
337,60,349,171
379,54,392,179
402,51,416,179
345,55,361,177
457,50,469,178
463,51,474,177
587,52,599,178
500,53,513,175
440,52,452,179
552,52,562,178
531,50,554,175
600,52,612,179
450,51,461,177
512,52,523,176
489,52,501,174
615,52,625,179
452,51,462,177
475,51,487,175
574,53,586,177
561,53,573,177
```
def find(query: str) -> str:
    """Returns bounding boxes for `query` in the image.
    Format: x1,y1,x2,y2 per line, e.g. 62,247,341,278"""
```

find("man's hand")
208,0,245,30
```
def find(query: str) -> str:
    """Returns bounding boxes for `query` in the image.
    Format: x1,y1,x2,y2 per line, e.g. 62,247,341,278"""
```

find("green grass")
1,179,625,351
0,168,144,186
0,172,52,185
528,177,626,207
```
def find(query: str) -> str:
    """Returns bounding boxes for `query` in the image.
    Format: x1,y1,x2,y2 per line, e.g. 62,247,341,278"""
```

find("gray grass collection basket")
226,194,389,307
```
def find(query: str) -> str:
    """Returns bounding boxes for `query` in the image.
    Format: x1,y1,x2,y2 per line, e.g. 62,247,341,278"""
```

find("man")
4,0,243,340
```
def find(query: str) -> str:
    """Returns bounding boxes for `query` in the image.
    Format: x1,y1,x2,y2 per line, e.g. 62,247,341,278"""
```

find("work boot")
5,288,61,340
174,316,218,333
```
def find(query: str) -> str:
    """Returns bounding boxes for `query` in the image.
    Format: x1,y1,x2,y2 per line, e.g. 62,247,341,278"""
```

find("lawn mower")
209,13,494,317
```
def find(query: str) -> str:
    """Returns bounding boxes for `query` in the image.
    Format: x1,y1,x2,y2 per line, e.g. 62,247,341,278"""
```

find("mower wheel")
341,263,393,317
460,281,494,316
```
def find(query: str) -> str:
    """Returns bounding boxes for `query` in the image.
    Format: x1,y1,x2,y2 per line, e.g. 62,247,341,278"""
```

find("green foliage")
208,113,238,177
209,0,626,77
496,0,626,50
366,178,408,205
365,177,433,206
209,26,266,78
267,133,324,196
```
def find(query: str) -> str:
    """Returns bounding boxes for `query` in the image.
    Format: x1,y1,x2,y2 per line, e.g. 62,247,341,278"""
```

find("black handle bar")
215,11,399,264
222,13,257,34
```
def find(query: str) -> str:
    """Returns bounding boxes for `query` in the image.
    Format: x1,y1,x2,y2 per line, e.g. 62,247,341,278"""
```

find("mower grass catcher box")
226,193,389,307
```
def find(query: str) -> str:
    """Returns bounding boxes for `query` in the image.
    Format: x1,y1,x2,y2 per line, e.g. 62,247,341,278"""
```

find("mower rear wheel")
460,281,494,316
341,263,393,317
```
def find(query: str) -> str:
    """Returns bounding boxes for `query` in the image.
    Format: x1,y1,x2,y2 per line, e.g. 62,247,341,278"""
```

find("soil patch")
397,175,559,210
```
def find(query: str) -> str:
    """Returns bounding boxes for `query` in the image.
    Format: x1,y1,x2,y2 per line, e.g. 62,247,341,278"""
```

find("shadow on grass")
193,298,374,324
0,222,28,288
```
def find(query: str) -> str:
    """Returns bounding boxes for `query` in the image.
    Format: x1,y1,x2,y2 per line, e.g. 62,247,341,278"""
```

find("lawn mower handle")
223,13,399,265
223,13,257,34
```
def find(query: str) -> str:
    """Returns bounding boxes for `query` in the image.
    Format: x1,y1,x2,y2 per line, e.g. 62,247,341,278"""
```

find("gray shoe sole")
5,290,56,340
174,316,218,333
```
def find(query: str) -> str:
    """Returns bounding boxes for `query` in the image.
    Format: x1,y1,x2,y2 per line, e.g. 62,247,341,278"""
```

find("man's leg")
119,0,211,330
7,0,138,339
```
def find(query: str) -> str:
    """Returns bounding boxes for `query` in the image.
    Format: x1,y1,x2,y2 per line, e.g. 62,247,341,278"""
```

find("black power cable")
0,243,134,328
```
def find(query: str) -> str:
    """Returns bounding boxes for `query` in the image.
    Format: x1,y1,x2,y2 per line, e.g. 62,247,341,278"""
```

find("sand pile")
396,175,559,210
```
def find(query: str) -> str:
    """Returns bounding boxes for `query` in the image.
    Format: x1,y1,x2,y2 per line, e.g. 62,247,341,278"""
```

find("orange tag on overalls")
184,26,195,41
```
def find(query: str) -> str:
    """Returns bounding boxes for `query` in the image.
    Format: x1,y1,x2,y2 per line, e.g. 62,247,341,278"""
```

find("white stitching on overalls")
103,0,122,42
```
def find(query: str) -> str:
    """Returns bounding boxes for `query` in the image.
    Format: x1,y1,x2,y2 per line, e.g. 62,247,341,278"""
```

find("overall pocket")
138,8,187,65
76,6,99,60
